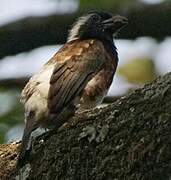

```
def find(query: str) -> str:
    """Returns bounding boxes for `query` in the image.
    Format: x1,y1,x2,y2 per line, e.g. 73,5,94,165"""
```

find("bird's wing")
47,39,106,113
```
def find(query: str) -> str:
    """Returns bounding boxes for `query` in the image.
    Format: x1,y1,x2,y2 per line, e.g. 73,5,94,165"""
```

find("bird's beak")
102,15,128,33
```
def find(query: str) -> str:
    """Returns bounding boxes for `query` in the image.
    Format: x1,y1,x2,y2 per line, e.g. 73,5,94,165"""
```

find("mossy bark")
0,72,171,180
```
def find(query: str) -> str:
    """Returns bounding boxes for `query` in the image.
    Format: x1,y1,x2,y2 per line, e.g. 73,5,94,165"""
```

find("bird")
17,11,128,166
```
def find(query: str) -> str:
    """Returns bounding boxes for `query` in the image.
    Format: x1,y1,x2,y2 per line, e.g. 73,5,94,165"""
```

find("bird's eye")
90,14,100,23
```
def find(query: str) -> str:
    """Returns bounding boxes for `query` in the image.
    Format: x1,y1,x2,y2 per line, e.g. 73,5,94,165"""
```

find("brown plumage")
17,11,127,166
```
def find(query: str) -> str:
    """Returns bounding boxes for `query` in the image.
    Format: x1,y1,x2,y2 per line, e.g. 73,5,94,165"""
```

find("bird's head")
67,11,128,43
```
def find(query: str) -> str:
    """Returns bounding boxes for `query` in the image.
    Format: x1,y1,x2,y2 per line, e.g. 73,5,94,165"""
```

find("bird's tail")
17,118,37,168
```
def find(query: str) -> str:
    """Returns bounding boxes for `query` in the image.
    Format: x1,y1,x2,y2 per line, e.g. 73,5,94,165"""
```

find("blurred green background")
0,0,171,143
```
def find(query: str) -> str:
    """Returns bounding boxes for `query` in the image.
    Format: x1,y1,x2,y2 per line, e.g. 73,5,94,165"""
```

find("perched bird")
17,11,128,166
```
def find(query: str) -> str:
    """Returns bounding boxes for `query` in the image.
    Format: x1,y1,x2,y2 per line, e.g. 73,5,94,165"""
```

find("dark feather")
47,40,106,114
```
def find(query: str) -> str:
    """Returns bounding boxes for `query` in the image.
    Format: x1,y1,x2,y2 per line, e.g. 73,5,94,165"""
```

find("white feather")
67,14,91,42
22,64,54,120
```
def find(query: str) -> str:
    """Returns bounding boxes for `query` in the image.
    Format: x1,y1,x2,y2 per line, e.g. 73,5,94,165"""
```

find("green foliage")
118,58,157,83
0,88,24,143
0,89,24,126
0,124,9,143
0,104,24,126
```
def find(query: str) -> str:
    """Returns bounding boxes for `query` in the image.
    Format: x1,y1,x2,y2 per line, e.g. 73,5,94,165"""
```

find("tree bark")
0,72,171,180
0,3,171,59
0,77,29,88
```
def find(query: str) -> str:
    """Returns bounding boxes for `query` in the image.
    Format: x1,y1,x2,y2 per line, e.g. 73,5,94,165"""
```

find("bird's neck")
101,37,118,63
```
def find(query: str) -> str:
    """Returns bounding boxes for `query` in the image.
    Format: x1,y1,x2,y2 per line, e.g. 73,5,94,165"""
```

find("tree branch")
0,77,29,88
0,3,171,59
0,72,171,180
